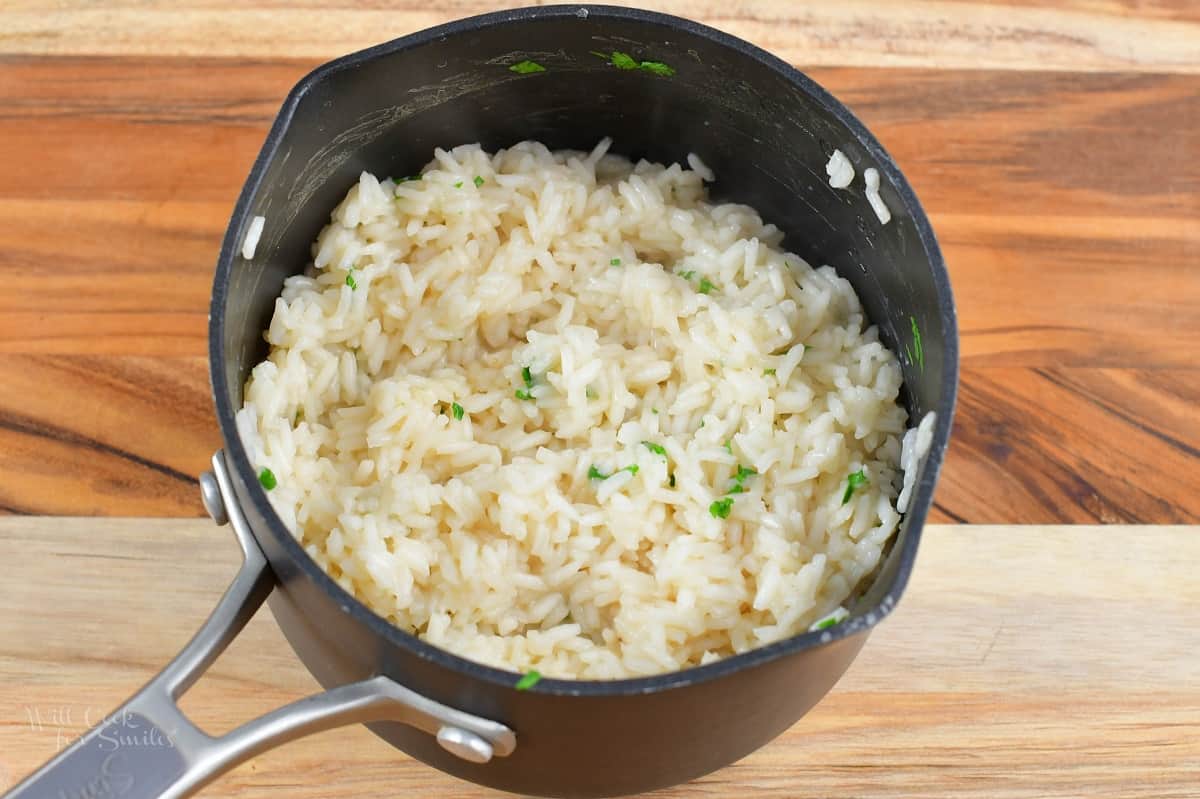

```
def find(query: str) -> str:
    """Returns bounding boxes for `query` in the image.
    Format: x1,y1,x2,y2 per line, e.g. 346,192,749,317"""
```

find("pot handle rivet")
436,725,494,764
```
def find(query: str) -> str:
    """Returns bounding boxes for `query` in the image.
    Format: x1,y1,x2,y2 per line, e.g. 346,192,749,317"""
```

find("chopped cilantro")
593,50,674,76
679,270,696,280
651,407,659,414
910,316,924,369
727,463,757,495
515,670,542,690
451,402,465,420
642,441,667,457
841,469,869,505
509,60,546,74
610,51,638,70
345,267,358,290
709,497,734,519
521,366,534,388
610,257,621,266
586,386,598,400
698,277,715,294
474,175,485,188
393,174,421,183
639,60,675,77
588,464,638,480
454,180,463,188
723,439,733,454
515,389,534,401
258,468,277,490
816,615,841,630
763,368,776,376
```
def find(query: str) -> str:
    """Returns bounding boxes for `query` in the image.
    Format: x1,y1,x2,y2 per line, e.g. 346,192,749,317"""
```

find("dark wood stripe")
0,411,195,485
931,501,968,525
1034,368,1200,460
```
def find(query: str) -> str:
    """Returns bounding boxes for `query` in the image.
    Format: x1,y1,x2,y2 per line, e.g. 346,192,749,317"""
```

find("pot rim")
209,3,959,697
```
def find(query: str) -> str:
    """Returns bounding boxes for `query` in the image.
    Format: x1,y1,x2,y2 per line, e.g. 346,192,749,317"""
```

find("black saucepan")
6,6,957,798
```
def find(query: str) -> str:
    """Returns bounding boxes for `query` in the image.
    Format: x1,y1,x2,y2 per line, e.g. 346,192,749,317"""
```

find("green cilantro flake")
610,51,638,70
698,277,716,294
910,316,924,369
679,270,696,280
709,497,734,519
515,670,542,690
454,180,464,188
393,174,421,183
345,267,358,290
816,615,841,630
474,175,485,188
589,464,637,480
723,439,733,454
642,441,667,457
842,469,869,505
651,407,659,414
763,368,776,376
586,386,598,400
258,467,277,490
509,60,546,75
451,402,465,420
726,463,757,495
610,257,621,266
639,60,675,77
521,366,534,388
515,389,534,401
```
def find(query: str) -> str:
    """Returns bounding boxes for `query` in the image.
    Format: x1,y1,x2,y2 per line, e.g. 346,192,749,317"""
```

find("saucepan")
6,5,957,798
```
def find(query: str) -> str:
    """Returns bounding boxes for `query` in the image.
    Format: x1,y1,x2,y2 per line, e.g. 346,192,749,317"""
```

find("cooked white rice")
825,149,854,190
238,139,913,679
864,167,892,225
242,215,265,260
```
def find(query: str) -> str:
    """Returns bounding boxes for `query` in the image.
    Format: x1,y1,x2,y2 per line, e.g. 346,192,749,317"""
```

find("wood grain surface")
0,2,1197,523
0,518,1197,797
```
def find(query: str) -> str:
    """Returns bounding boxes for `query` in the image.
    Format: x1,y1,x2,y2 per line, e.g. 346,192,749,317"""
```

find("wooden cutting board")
0,518,1196,798
0,1,1198,525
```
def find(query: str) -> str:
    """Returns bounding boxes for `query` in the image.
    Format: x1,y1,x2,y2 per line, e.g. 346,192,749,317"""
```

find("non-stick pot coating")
210,6,956,797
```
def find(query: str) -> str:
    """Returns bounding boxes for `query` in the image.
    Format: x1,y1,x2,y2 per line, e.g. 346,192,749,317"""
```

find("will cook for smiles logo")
24,705,176,752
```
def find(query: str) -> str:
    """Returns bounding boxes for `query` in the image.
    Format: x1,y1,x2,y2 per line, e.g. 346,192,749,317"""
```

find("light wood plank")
0,519,1196,797
1,1,1199,73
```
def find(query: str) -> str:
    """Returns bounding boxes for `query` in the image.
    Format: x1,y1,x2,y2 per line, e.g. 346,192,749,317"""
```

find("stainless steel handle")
4,451,515,799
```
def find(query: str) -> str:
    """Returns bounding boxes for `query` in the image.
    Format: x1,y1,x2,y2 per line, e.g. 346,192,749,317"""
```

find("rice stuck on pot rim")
238,139,927,680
